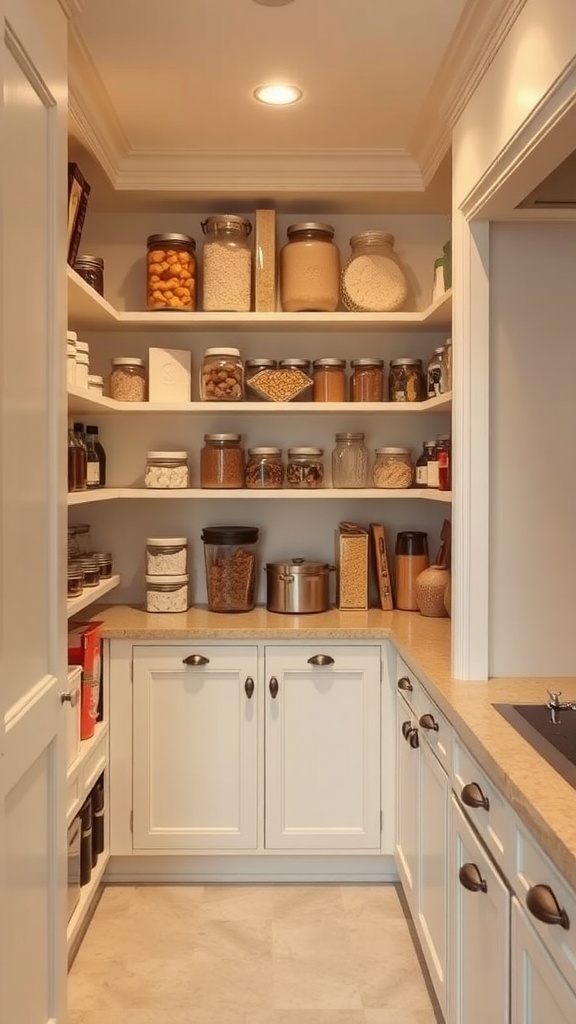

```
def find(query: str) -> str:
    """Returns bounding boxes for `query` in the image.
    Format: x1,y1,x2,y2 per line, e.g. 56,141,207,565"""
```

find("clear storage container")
67,566,83,598
146,232,196,310
146,538,187,576
350,358,384,402
145,574,189,613
372,447,414,488
93,552,113,579
201,215,252,312
331,432,368,488
144,451,189,489
388,358,422,403
73,255,104,296
341,231,408,312
201,525,259,612
200,434,245,489
312,359,346,402
244,447,284,489
280,222,340,312
110,358,146,402
286,447,325,489
200,347,244,401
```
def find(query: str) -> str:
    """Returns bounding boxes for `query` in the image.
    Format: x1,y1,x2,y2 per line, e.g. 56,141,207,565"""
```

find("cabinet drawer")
452,737,512,877
416,684,452,774
512,822,576,994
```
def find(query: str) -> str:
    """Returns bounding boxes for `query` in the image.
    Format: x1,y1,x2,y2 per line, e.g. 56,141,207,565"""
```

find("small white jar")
145,574,189,613
146,538,188,576
144,451,190,489
75,353,90,390
88,374,104,396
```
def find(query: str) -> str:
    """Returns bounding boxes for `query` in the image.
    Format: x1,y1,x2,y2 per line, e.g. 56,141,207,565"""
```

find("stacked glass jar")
145,537,189,613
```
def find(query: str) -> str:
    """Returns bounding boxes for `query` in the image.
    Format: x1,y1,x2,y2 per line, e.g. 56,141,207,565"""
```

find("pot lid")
266,558,333,574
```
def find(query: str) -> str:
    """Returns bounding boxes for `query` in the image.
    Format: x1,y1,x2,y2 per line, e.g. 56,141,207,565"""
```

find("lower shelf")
67,847,109,956
67,575,121,618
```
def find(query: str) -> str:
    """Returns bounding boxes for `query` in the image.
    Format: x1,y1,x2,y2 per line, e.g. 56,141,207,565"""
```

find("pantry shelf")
118,488,451,501
67,489,120,506
67,845,109,954
67,574,121,617
67,392,452,415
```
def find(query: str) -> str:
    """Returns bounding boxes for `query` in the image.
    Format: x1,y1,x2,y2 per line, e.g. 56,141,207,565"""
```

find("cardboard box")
254,209,277,312
148,347,192,402
68,621,102,680
370,523,394,610
336,523,369,610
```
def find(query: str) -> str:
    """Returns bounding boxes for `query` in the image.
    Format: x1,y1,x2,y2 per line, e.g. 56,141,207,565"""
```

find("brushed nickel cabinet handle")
409,728,419,749
244,677,255,699
182,654,210,666
61,689,79,707
419,713,439,732
461,782,490,812
527,884,570,930
307,654,335,666
397,676,413,692
269,677,279,698
459,863,488,893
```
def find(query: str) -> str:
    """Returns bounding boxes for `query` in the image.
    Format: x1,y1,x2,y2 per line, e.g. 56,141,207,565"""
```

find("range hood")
517,149,576,209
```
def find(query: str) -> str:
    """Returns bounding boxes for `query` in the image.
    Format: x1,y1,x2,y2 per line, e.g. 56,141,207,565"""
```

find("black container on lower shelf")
91,775,105,858
80,797,93,886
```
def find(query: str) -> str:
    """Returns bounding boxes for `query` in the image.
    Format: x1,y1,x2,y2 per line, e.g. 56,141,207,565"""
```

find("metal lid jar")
110,357,146,402
286,447,325,489
331,432,368,488
201,215,252,312
312,358,347,402
388,358,422,403
200,347,244,401
341,231,408,312
144,451,189,489
372,447,414,488
145,574,189,613
280,222,341,312
245,447,284,489
350,358,384,402
146,538,187,576
146,232,196,310
73,255,104,296
200,433,245,489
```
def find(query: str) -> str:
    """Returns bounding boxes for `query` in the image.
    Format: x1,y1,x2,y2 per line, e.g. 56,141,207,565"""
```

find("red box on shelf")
68,622,102,740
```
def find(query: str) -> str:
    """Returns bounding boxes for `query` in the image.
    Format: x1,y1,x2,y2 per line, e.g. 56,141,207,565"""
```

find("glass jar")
73,255,104,296
110,358,146,402
67,566,83,598
274,358,313,402
245,358,277,400
372,447,414,489
201,525,259,612
426,347,444,399
146,232,196,310
244,447,284,489
280,222,341,312
146,538,187,576
93,552,113,579
68,526,81,559
312,358,347,402
79,557,100,587
436,434,451,491
200,347,244,401
200,434,245,489
74,524,92,556
415,440,436,489
145,574,189,613
388,358,422,403
286,447,324,489
145,451,190,489
331,432,368,488
441,338,452,393
350,358,384,402
87,374,104,396
341,231,408,312
72,422,88,489
201,215,252,312
68,427,86,492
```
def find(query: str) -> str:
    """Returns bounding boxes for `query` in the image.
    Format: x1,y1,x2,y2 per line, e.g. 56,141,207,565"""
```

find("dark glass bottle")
437,434,452,491
86,425,106,486
73,422,88,490
84,428,100,488
68,427,79,491
415,440,436,489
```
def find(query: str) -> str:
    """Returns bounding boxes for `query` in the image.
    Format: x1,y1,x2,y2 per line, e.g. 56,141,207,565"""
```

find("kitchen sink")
493,698,576,791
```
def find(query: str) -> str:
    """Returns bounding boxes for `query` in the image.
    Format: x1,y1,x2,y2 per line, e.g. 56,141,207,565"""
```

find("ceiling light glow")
252,1,295,7
254,84,302,106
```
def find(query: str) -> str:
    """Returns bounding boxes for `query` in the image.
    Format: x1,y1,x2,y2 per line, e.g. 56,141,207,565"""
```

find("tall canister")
201,526,259,612
394,531,429,610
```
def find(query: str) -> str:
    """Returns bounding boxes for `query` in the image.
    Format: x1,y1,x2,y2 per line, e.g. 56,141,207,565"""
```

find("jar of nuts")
201,215,252,312
286,447,325,489
245,447,284,489
200,347,244,401
372,447,414,488
146,233,196,310
110,358,146,402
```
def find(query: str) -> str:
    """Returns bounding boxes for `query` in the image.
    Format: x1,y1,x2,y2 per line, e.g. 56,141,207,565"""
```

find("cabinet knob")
244,677,255,699
459,862,488,894
408,728,419,749
60,689,79,707
527,884,570,930
419,713,439,732
269,677,279,699
461,782,490,812
401,720,413,740
397,676,413,692
307,654,335,666
182,654,210,666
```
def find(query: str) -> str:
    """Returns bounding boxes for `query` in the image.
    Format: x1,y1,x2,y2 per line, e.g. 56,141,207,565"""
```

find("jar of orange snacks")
146,233,197,310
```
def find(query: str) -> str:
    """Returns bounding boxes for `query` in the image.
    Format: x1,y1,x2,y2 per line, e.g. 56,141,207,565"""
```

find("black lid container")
395,531,429,556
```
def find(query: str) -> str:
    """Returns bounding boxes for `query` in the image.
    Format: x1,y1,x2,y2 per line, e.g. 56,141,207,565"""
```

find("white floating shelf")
67,489,119,506
67,390,452,415
67,574,121,618
118,488,452,501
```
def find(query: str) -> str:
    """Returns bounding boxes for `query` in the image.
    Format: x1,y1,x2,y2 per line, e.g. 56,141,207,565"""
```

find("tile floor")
68,884,441,1024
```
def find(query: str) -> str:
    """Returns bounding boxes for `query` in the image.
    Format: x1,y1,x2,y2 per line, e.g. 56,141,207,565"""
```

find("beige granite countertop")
83,603,576,891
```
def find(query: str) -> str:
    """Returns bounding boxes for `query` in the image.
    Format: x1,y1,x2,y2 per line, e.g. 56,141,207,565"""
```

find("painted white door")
264,645,381,850
449,797,510,1024
395,691,419,914
418,736,449,1017
0,1,68,1022
132,646,258,850
511,898,576,1024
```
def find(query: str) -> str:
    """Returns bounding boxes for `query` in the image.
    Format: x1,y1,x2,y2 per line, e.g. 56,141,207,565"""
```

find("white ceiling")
67,0,513,212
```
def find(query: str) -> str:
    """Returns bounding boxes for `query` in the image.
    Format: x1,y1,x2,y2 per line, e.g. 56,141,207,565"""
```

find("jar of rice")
341,231,408,312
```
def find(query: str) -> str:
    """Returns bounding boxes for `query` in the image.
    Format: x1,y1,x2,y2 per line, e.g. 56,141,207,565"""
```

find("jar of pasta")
372,447,414,489
341,232,408,312
280,223,340,312
146,233,196,310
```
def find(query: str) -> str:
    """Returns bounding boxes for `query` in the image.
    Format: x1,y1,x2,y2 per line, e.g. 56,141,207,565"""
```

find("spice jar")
146,574,189,613
286,447,324,489
201,525,259,612
74,524,92,556
245,447,284,489
426,347,444,399
200,433,245,489
372,447,414,489
73,255,104,296
388,358,422,403
200,347,244,401
93,552,113,579
110,358,146,402
312,359,347,402
341,232,408,312
79,557,100,587
201,215,252,312
331,432,368,488
146,538,187,576
280,222,341,312
245,358,277,400
415,440,436,489
67,566,83,598
436,434,451,491
146,233,196,310
144,451,190,489
350,358,384,402
88,375,104,396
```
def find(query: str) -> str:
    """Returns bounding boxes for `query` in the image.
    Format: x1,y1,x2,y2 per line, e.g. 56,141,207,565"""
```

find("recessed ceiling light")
254,84,303,106
253,1,295,7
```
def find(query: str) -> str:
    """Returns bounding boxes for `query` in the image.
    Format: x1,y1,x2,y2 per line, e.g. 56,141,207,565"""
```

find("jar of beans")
110,358,146,402
312,359,347,402
350,358,384,401
200,433,245,489
145,451,190,489
245,358,277,401
201,215,252,312
388,358,422,403
286,447,325,489
146,233,196,310
245,447,284,489
200,347,244,401
372,447,414,488
280,223,340,312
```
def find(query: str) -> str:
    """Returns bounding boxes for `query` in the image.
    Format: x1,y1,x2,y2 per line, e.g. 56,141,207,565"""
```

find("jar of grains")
200,433,245,489
245,358,277,400
350,358,384,401
280,222,341,312
146,538,188,576
341,232,408,312
312,359,347,402
286,447,324,489
372,447,414,489
201,215,252,312
200,347,244,401
245,447,284,489
145,574,189,613
146,233,196,310
201,525,259,612
110,358,146,402
144,451,190,489
331,432,368,488
388,358,422,403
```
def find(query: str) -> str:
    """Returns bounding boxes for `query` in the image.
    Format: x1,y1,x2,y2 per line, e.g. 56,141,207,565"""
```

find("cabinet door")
418,738,449,1017
132,646,258,850
264,645,381,850
450,797,510,1024
395,691,419,914
511,898,576,1024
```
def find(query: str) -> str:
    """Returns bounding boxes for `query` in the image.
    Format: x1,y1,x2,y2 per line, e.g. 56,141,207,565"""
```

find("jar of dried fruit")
244,447,284,489
341,232,408,312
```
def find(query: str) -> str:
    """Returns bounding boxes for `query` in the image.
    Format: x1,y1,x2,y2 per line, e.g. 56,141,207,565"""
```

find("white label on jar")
87,463,100,485
427,460,440,488
415,465,428,486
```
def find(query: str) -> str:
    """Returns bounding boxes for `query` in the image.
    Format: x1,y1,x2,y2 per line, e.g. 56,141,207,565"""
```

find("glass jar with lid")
201,526,259,612
200,347,244,401
372,447,414,489
200,433,245,489
286,447,325,489
145,574,189,613
146,538,187,576
341,232,408,312
73,255,104,296
146,233,197,310
280,222,341,312
277,358,312,402
245,358,277,400
312,359,346,402
350,358,384,401
144,452,190,489
110,358,146,401
415,440,436,489
93,552,113,579
436,434,451,491
201,215,252,312
67,565,83,598
74,524,92,556
426,347,444,399
244,447,284,489
388,358,422,403
331,432,368,488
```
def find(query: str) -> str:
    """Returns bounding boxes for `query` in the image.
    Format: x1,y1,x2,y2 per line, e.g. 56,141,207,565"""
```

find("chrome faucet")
546,690,576,724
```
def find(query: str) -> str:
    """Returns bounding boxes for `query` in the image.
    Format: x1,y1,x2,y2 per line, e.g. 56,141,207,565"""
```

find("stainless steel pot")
265,558,335,614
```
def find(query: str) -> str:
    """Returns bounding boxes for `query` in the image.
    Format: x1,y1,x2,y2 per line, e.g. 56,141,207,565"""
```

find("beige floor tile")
273,956,363,1010
67,957,207,1013
274,1013,366,1024
365,1000,440,1024
340,883,407,923
193,916,272,960
272,916,352,961
185,952,274,1011
355,954,433,1011
197,884,274,920
348,917,421,963
272,885,345,924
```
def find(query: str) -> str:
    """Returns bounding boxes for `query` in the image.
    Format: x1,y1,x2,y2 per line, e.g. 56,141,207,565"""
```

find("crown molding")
58,0,82,18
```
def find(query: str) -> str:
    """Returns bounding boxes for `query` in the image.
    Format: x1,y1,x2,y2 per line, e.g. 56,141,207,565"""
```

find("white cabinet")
419,735,449,1015
395,686,419,909
511,898,576,1024
264,645,381,850
132,645,258,850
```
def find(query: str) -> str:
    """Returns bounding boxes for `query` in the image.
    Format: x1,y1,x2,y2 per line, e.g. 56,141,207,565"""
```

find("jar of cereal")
146,233,196,310
110,358,146,402
201,215,252,312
